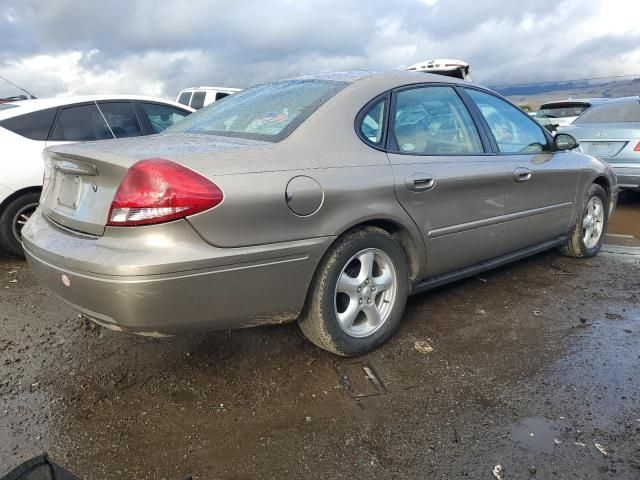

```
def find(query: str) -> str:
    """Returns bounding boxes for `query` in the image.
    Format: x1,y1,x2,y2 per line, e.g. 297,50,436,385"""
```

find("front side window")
166,79,348,142
574,101,640,124
190,91,207,110
141,103,190,133
50,104,113,142
97,102,142,138
0,107,57,140
359,99,386,146
177,91,192,106
392,86,483,155
466,89,549,154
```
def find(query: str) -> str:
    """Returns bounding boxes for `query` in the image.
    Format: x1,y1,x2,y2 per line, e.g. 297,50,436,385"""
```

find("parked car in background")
534,98,610,130
0,95,193,256
406,59,472,81
176,86,241,110
559,96,640,191
22,71,616,356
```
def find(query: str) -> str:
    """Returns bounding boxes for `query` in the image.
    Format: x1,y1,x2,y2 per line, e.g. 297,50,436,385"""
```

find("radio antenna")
0,74,37,99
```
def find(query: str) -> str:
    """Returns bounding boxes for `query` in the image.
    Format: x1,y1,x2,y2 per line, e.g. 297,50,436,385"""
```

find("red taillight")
634,141,640,152
107,158,223,226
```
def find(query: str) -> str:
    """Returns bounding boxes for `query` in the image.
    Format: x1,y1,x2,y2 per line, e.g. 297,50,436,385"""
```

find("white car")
0,95,194,256
176,86,241,110
534,98,612,129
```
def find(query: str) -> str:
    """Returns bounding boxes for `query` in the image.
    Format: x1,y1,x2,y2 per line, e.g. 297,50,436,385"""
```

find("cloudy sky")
1,0,639,99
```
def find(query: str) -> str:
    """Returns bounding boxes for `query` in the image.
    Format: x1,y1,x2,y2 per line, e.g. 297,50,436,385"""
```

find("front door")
387,85,509,277
463,88,580,253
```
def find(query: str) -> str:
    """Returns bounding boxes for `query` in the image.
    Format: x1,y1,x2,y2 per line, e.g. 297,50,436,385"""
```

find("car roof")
0,94,194,120
591,95,640,105
538,97,638,109
179,87,242,92
288,69,470,88
540,98,609,108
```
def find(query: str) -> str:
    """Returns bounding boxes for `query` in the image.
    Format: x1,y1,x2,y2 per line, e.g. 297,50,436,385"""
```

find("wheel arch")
592,175,610,197
326,217,425,283
0,186,42,217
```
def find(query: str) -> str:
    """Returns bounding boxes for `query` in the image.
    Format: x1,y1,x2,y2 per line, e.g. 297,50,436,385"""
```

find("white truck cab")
176,86,242,110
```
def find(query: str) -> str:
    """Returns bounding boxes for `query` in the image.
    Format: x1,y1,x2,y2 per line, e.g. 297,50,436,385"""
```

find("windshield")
165,79,348,141
574,100,640,124
536,103,589,119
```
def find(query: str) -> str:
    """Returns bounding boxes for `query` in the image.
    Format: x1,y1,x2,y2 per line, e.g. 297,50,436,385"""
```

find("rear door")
45,102,114,148
463,88,579,254
386,84,508,277
96,101,143,138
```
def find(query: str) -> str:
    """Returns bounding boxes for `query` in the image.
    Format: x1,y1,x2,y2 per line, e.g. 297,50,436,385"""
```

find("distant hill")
490,77,640,110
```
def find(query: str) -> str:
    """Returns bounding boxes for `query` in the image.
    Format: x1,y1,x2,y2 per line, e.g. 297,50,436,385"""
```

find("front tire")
559,183,608,258
299,226,409,356
0,192,40,257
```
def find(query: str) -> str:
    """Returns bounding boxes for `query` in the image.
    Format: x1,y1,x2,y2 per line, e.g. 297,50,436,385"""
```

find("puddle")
509,417,561,454
604,233,640,248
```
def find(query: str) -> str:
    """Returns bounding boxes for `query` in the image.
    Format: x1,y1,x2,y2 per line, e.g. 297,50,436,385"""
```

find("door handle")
513,167,532,183
405,173,436,192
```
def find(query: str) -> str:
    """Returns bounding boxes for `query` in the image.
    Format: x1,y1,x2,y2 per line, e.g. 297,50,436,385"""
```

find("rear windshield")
537,102,589,119
165,79,348,141
574,100,640,124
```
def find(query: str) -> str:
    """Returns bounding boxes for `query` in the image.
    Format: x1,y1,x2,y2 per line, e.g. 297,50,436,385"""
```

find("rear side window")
0,107,57,140
574,101,640,124
190,91,207,109
177,91,192,106
359,99,386,146
392,86,483,155
50,104,113,141
97,102,142,138
466,89,549,154
140,103,190,133
215,92,230,101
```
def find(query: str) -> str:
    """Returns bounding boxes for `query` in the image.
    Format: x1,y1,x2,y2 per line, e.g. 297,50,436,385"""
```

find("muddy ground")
1,193,639,480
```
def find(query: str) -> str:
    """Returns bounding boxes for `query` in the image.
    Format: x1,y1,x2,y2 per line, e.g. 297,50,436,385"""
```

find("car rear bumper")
23,210,332,334
612,165,640,190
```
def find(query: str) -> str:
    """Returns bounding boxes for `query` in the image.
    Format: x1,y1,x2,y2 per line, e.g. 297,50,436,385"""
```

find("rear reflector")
634,141,640,152
107,158,223,226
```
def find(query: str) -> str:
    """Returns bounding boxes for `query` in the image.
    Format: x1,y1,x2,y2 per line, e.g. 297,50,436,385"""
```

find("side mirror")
554,133,579,151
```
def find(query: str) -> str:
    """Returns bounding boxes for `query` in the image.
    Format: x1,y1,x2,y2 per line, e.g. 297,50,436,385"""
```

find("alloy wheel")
334,248,398,338
582,196,604,249
12,202,38,245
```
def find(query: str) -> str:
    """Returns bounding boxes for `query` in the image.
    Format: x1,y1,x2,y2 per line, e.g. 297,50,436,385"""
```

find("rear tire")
299,226,409,356
0,192,40,258
559,183,608,258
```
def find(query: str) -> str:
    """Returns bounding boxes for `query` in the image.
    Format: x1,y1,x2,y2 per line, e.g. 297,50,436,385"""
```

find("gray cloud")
1,0,639,99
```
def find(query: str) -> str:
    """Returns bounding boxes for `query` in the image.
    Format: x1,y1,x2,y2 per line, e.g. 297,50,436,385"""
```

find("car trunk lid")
563,123,640,161
40,133,271,236
40,151,131,236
